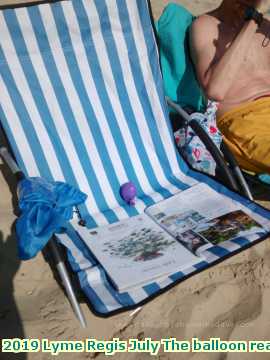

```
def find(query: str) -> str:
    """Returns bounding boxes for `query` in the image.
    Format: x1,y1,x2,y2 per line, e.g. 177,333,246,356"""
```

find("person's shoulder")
190,13,220,45
192,13,220,33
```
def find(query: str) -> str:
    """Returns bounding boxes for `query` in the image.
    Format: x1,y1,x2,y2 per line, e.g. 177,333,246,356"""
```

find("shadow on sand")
0,143,26,359
0,146,84,354
0,229,26,360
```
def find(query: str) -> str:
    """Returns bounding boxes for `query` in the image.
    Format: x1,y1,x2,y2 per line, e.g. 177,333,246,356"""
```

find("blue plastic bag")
16,177,87,260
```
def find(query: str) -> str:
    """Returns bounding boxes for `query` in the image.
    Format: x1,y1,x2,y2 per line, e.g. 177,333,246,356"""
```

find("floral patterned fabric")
174,101,222,176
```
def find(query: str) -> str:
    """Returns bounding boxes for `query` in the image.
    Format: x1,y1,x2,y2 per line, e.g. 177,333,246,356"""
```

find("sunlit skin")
190,0,270,117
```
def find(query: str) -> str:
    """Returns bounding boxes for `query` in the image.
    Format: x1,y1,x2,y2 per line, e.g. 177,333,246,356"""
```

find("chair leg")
48,239,87,328
221,142,253,201
0,146,87,327
231,166,253,201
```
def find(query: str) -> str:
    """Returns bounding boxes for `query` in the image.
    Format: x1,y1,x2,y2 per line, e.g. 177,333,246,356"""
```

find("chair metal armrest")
165,97,241,194
166,97,190,124
0,147,24,181
221,142,253,200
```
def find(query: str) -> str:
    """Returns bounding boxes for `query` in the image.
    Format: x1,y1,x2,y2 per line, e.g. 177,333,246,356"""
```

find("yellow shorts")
217,98,270,174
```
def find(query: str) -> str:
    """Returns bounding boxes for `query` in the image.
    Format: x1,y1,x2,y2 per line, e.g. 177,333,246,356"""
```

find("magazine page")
146,183,269,256
194,209,266,246
76,214,200,293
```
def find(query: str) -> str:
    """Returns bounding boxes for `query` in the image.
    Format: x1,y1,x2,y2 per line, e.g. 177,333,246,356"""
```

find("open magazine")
76,183,269,293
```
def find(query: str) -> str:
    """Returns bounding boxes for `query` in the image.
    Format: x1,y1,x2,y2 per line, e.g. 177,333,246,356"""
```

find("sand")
1,1,270,359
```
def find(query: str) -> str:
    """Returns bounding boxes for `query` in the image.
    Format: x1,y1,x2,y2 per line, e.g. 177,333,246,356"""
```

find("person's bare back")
190,0,270,117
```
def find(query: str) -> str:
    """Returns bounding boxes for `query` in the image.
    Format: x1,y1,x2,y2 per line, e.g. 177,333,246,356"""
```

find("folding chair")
1,0,270,327
156,3,268,200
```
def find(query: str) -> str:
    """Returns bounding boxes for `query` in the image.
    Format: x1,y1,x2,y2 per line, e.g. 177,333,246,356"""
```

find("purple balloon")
120,182,137,206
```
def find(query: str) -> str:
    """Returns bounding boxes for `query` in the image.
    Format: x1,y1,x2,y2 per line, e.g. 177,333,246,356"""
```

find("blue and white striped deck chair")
1,0,270,321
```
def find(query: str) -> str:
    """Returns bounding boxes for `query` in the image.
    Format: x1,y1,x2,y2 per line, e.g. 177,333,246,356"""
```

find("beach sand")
1,1,270,359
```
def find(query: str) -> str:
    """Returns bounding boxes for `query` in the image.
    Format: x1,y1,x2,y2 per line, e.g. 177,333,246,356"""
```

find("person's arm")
190,15,259,102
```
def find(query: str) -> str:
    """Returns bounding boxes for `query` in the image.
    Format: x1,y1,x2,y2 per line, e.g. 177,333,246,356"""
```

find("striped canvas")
0,0,270,315
0,0,197,228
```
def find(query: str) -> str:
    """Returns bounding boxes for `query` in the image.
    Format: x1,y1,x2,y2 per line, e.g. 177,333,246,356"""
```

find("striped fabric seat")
0,0,270,315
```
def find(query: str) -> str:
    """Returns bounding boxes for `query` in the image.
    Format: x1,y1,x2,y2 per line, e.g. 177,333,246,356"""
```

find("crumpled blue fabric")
16,177,87,260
